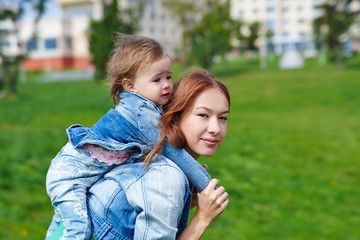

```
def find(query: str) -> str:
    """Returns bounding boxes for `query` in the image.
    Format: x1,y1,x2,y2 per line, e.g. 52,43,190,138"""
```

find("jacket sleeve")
162,141,211,191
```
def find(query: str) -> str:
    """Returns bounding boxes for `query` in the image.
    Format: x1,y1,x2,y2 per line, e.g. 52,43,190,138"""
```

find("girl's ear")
122,78,135,92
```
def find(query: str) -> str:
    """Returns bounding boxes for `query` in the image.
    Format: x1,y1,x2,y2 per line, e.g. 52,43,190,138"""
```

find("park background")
1,0,360,239
1,55,359,239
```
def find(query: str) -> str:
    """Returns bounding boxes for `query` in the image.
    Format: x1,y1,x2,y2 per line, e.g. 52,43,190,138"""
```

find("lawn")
0,55,359,239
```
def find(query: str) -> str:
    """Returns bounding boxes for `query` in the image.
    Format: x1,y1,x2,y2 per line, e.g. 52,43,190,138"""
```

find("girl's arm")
178,179,229,240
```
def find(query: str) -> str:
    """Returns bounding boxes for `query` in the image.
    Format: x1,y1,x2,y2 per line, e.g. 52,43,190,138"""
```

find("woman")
50,69,230,239
88,69,230,240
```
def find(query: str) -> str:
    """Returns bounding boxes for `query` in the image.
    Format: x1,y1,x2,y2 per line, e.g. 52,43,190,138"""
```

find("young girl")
45,34,211,240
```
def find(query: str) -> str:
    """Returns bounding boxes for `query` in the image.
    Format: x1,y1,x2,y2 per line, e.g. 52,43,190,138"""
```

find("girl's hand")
178,177,228,240
194,178,229,226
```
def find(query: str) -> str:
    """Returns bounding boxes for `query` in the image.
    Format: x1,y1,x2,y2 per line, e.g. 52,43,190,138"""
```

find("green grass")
1,55,359,239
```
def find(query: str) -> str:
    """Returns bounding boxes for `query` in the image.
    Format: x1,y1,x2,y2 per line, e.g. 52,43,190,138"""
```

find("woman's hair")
144,69,230,167
108,33,166,103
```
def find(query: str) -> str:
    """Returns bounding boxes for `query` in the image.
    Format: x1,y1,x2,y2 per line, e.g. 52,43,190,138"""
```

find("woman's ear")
122,78,135,92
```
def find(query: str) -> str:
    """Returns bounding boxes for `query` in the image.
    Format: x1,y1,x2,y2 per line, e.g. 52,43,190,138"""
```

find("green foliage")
0,0,48,95
238,21,262,53
88,0,139,80
1,55,360,239
164,0,241,70
313,0,360,69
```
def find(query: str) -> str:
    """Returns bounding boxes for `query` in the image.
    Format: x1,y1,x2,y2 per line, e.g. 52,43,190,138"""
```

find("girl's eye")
153,78,160,82
219,116,228,121
166,76,172,80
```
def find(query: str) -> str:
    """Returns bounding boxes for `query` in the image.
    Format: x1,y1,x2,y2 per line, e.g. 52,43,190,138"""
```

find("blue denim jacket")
88,156,192,239
67,91,211,191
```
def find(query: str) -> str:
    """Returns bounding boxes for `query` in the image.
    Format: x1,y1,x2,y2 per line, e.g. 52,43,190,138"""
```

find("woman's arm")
178,179,229,240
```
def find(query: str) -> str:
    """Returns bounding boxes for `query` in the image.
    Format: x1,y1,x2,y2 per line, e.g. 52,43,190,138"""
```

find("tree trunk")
334,44,345,69
9,75,17,94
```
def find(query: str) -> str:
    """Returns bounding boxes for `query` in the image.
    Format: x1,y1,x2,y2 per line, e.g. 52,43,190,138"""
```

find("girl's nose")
163,81,170,89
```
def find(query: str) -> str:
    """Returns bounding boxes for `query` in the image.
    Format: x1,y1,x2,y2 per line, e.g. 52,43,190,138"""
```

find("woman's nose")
208,118,220,134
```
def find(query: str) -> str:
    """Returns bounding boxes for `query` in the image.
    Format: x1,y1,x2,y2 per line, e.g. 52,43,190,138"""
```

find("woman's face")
179,88,229,159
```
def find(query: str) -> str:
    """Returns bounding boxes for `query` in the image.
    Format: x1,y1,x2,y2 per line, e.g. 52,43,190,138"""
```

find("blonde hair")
108,33,166,103
144,69,230,167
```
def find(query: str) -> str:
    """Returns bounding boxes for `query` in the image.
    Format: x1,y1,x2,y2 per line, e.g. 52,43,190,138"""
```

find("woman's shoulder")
129,157,190,206
147,156,188,181
103,156,189,191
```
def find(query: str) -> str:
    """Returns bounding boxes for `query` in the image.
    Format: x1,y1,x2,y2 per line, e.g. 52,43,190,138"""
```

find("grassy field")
0,55,359,239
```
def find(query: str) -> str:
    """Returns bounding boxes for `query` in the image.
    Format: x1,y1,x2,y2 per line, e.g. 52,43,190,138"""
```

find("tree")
238,21,262,64
313,0,360,69
163,0,202,62
88,0,139,80
164,0,241,70
0,0,47,96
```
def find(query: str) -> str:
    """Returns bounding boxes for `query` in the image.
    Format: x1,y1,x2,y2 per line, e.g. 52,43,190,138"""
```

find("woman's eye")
219,116,228,121
198,113,208,118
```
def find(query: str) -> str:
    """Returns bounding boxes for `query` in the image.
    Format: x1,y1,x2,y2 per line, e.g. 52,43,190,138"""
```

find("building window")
298,19,305,24
45,38,57,50
149,0,156,20
27,38,38,51
66,37,72,53
138,10,144,19
253,8,258,14
266,6,275,13
282,19,290,25
238,9,244,16
266,19,275,28
0,41,10,49
282,7,289,12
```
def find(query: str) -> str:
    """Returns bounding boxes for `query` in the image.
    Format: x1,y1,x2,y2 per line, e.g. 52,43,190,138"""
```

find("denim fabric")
45,143,111,239
46,143,146,239
88,156,191,240
70,91,211,190
46,91,210,239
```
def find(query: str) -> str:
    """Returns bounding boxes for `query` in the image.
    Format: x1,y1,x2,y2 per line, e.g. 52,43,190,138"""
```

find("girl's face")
179,88,229,159
132,54,173,106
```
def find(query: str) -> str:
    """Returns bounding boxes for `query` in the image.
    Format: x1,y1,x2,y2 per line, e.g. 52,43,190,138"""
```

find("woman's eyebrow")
196,106,229,114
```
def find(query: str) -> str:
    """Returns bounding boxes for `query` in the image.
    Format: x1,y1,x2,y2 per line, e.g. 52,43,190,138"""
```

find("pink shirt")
84,144,134,166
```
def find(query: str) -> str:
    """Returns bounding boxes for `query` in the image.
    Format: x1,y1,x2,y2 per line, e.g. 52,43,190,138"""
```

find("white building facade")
0,0,358,70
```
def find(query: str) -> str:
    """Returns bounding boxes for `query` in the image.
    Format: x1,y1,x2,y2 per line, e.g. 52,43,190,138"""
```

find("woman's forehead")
189,88,229,112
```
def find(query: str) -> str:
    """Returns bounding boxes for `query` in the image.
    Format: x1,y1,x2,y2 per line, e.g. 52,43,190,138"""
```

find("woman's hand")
178,178,229,240
195,178,229,226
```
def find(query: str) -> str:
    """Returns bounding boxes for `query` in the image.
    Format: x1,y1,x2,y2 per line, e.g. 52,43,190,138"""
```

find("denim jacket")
88,156,192,239
67,91,211,191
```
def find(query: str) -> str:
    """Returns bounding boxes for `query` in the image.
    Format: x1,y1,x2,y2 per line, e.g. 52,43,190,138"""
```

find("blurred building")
17,0,182,71
0,0,359,71
231,0,360,55
231,0,322,54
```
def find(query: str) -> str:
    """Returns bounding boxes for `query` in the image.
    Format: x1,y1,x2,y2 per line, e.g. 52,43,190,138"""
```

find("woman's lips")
202,138,218,146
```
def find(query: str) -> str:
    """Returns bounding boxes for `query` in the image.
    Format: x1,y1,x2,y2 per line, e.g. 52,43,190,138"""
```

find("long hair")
108,33,166,104
144,69,230,167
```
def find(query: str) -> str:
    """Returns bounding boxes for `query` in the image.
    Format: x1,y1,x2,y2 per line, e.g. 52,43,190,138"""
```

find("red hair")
144,69,230,167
